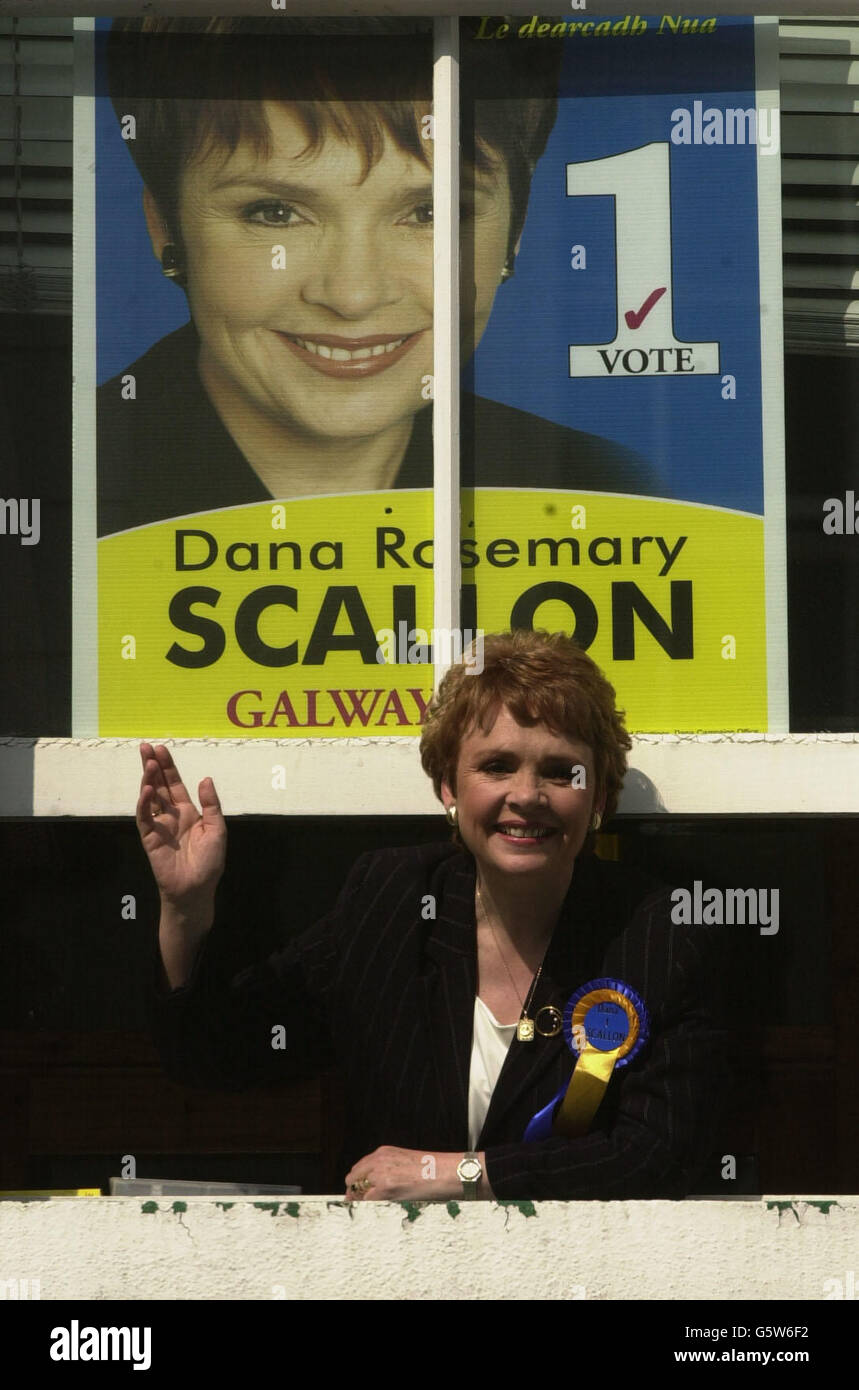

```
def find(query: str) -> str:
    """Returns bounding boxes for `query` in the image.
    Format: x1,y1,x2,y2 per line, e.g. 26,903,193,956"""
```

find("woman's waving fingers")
136,743,226,903
137,744,188,842
139,741,195,811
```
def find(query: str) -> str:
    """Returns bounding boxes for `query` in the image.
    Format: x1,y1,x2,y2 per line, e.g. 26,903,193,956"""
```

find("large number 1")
566,142,720,378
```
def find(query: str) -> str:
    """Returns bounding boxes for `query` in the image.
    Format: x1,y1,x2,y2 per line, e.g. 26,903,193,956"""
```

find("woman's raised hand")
136,742,226,910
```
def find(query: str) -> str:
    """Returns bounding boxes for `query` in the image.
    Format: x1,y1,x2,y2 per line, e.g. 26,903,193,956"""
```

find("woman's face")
441,704,602,886
145,101,513,449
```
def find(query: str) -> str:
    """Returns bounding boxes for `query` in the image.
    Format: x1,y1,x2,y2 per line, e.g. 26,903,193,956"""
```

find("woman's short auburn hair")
419,630,631,825
105,16,561,265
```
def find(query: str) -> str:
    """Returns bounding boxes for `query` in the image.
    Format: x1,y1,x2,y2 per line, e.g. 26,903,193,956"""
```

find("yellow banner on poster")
98,489,766,736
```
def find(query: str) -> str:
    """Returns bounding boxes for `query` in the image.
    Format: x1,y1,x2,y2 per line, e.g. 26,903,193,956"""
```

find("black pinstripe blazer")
150,841,727,1199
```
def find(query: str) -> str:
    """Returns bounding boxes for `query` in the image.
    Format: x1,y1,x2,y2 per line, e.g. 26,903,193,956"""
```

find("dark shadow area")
786,352,859,730
1,813,849,1196
0,314,72,736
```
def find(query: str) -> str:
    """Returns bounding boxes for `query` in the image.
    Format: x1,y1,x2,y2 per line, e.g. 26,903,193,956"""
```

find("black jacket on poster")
98,322,659,536
148,841,727,1200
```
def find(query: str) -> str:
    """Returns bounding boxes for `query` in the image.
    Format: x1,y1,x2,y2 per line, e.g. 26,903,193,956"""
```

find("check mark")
624,286,666,330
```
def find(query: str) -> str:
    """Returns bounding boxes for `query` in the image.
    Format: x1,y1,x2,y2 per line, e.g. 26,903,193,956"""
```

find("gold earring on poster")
591,812,602,832
445,805,458,827
500,255,516,282
160,244,186,286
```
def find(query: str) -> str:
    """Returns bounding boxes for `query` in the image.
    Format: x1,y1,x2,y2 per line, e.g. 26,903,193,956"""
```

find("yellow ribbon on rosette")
523,979,650,1142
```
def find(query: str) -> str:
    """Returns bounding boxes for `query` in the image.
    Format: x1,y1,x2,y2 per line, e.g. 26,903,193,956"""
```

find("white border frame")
71,16,98,735
432,16,460,686
755,16,789,733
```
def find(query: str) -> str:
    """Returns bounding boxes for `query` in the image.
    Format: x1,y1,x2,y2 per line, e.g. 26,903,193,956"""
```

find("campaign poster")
459,12,785,733
74,14,785,738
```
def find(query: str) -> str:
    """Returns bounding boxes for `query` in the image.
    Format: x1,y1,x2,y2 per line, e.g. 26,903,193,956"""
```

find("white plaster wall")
0,1197,855,1301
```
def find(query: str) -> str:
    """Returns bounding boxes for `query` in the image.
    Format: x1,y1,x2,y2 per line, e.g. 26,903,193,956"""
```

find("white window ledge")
1,735,858,816
0,1195,854,1300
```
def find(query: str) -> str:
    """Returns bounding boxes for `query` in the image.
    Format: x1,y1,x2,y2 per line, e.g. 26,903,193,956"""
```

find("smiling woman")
141,628,728,1201
95,16,653,537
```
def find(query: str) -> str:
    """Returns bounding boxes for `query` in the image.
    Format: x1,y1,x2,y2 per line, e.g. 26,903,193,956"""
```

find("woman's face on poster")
144,101,515,448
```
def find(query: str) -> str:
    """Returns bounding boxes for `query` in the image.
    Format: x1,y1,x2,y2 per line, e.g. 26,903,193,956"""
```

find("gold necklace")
476,882,557,1043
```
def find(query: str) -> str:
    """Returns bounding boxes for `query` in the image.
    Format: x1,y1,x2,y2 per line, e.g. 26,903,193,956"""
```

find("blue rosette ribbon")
523,977,650,1141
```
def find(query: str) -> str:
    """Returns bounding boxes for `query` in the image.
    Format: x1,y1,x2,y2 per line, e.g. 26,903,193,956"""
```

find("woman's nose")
506,772,547,808
301,228,403,319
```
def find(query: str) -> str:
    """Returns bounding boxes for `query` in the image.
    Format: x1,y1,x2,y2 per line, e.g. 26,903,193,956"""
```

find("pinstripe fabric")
149,841,728,1199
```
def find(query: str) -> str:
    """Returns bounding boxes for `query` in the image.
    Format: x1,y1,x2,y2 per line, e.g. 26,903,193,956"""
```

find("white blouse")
468,995,517,1149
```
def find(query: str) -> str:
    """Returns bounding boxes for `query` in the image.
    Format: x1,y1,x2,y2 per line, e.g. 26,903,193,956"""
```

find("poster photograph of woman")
95,15,655,538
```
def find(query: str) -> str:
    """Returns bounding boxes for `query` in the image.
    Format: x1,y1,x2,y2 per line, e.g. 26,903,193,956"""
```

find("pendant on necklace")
517,1017,536,1043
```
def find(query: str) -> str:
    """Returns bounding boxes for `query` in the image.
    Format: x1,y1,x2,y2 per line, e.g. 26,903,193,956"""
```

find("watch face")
458,1158,481,1182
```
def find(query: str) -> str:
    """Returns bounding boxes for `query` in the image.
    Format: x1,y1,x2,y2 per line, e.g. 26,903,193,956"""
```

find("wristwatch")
456,1151,482,1199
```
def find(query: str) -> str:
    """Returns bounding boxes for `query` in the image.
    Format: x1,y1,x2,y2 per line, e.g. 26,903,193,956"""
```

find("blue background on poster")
94,21,190,386
467,15,764,513
95,15,766,513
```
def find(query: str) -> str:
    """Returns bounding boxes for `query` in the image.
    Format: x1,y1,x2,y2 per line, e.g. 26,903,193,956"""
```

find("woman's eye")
402,202,433,227
243,201,303,228
402,203,474,227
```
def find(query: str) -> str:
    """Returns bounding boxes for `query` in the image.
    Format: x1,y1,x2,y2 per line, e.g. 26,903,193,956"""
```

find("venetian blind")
781,15,859,353
0,16,73,314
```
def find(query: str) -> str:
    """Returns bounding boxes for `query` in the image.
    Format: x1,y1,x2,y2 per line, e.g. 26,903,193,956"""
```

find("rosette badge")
524,978,649,1141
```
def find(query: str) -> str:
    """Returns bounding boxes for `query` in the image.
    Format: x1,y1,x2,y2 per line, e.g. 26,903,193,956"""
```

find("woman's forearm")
158,897,216,990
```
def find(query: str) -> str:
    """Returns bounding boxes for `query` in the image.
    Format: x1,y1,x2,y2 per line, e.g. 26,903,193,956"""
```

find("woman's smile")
494,820,558,847
275,328,426,378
